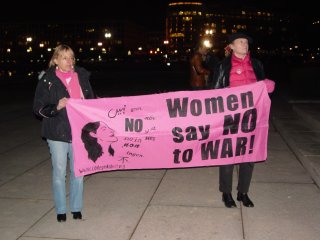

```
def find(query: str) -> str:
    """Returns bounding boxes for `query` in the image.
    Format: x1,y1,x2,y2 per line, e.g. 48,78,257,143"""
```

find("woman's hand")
262,79,275,93
57,97,68,110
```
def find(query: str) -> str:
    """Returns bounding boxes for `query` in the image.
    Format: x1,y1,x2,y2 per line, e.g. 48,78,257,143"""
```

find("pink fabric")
66,81,271,177
262,79,275,93
56,69,82,99
230,53,257,87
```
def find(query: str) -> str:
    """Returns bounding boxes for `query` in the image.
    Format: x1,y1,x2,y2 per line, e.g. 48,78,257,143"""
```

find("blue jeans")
47,139,83,214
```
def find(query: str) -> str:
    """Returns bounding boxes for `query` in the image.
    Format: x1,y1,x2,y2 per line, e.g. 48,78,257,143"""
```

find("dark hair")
81,122,103,162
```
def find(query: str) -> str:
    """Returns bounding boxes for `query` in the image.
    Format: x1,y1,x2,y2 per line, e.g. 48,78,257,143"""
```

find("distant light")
6,48,11,53
203,40,212,48
26,37,32,42
169,2,202,6
138,47,142,51
105,32,111,38
167,62,171,66
97,42,103,46
39,43,44,48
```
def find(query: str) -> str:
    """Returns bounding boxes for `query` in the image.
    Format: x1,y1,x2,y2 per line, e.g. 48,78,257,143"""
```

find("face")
230,38,249,59
54,49,75,72
94,122,118,143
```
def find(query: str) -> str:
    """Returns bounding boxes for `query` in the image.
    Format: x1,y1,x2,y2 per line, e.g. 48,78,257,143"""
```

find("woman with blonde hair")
33,44,95,222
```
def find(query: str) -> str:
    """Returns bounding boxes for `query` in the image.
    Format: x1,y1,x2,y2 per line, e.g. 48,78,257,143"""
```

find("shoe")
222,193,237,208
57,214,66,222
72,211,82,220
237,192,254,207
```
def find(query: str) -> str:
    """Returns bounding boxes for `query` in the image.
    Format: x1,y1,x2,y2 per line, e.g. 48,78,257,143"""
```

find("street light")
104,31,112,59
104,32,111,39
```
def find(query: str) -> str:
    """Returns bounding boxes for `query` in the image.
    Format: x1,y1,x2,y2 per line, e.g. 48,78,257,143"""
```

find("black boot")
72,211,82,220
237,192,254,207
222,193,237,208
57,213,66,222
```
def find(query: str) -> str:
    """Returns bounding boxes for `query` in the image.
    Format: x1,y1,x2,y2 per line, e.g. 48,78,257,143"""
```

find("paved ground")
0,79,320,240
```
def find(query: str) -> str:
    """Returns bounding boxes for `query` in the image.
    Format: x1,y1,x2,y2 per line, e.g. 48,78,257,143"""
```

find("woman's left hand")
262,79,275,93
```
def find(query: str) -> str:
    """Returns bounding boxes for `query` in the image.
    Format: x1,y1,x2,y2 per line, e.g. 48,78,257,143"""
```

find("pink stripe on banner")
66,81,271,176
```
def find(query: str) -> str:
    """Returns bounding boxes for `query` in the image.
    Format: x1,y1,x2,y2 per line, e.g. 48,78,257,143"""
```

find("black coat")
33,66,95,142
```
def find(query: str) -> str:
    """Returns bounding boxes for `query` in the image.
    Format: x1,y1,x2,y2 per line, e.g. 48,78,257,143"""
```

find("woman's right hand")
57,97,68,110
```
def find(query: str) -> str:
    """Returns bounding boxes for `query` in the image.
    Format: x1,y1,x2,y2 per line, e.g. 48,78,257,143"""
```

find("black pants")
219,162,254,194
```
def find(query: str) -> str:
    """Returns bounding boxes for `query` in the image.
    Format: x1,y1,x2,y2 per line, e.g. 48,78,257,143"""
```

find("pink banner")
66,81,271,176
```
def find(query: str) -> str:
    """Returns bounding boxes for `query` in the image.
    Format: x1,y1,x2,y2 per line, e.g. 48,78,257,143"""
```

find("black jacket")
33,66,95,142
209,54,266,89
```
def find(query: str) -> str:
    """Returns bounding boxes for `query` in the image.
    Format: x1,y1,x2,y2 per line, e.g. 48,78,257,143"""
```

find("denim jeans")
47,139,83,214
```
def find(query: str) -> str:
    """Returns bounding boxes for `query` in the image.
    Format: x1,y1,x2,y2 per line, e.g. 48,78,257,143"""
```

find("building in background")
165,0,319,62
165,1,205,58
0,0,318,81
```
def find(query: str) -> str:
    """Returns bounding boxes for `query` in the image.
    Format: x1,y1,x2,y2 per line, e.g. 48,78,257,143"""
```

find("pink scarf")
56,69,83,99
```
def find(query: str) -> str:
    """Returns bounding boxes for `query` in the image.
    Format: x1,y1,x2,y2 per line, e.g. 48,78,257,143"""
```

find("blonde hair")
49,44,76,67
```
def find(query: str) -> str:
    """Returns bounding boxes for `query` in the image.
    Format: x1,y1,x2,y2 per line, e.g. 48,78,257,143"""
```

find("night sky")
1,0,317,30
0,0,171,30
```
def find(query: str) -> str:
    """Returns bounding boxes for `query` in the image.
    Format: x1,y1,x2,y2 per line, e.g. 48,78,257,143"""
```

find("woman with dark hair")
81,121,118,162
189,40,211,90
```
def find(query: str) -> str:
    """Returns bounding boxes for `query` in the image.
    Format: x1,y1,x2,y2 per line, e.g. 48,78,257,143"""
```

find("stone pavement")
0,93,320,240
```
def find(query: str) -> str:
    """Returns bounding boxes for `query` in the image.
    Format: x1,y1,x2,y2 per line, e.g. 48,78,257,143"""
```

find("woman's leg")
47,139,68,214
237,162,254,193
68,143,83,213
219,164,234,193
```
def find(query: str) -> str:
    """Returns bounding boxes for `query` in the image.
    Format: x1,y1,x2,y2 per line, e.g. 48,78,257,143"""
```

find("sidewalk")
0,95,320,240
